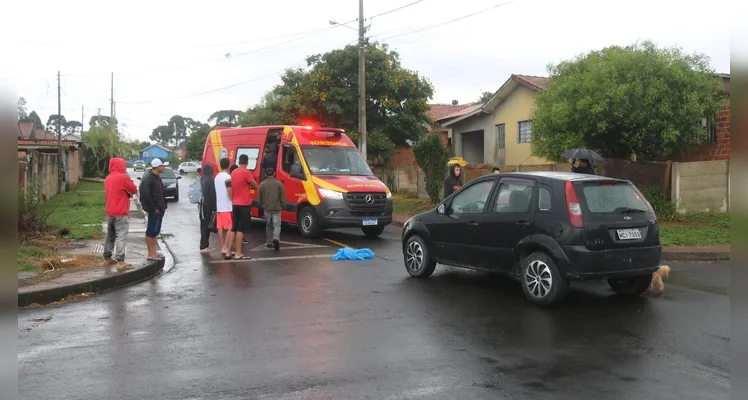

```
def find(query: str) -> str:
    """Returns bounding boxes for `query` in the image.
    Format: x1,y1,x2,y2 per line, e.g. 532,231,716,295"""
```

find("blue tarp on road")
332,248,375,261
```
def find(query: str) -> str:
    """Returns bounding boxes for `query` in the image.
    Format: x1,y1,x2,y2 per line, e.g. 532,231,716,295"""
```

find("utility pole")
110,72,114,119
358,0,367,161
57,71,64,194
81,105,84,132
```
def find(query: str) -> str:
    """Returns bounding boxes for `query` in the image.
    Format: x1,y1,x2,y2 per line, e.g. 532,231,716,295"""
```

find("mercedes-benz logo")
365,194,374,204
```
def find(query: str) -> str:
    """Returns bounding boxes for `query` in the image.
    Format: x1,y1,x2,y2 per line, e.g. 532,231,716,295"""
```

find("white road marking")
208,254,331,263
249,241,330,252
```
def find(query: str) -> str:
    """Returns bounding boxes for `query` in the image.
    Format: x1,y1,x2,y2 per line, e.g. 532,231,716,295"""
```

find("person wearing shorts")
139,158,167,261
214,158,234,256
225,154,258,260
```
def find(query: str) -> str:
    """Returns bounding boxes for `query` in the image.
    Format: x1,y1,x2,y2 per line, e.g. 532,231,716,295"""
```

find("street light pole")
358,0,367,161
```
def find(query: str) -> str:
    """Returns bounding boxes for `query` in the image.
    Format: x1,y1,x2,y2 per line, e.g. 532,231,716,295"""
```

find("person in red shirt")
103,158,138,270
225,154,258,260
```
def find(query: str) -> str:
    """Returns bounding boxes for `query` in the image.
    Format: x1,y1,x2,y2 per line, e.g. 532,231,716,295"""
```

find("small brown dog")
648,265,671,296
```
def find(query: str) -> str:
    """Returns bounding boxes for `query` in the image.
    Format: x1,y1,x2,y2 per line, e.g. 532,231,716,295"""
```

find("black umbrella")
561,148,604,161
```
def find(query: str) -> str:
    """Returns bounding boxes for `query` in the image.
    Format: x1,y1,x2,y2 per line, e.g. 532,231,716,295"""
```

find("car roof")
472,171,628,183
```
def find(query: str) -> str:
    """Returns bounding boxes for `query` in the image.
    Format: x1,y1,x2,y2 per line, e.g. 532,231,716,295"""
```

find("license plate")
617,229,642,240
362,218,378,226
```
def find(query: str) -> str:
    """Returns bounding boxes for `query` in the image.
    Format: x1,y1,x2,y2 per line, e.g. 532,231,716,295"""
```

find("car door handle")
516,221,531,227
467,221,479,227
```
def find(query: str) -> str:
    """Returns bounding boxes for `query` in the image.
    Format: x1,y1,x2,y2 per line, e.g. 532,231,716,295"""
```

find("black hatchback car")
401,172,662,306
138,167,181,201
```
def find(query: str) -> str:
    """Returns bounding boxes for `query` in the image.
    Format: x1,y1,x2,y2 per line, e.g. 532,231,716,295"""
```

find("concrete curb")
661,251,730,262
18,193,172,308
391,220,729,262
18,259,166,307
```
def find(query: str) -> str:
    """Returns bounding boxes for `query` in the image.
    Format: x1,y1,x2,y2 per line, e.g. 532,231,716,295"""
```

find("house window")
518,120,533,143
495,124,506,165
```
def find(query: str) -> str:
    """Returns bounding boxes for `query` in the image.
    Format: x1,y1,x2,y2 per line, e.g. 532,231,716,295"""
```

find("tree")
46,114,67,133
18,97,27,120
168,115,188,146
82,123,128,177
263,42,434,159
413,133,450,204
239,91,292,127
65,120,83,135
150,125,174,145
208,110,244,127
531,41,723,162
26,111,44,129
186,123,211,161
477,91,493,103
89,115,118,130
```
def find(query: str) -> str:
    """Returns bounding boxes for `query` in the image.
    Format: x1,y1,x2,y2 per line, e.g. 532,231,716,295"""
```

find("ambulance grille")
345,192,386,210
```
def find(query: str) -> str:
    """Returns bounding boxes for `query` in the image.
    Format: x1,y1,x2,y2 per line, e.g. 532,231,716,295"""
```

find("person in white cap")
139,158,167,261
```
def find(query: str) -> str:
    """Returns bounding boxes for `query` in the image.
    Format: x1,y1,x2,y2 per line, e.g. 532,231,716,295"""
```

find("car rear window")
579,182,650,213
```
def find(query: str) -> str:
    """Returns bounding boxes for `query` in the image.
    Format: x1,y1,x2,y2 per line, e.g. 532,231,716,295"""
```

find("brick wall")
385,129,451,168
596,159,671,191
676,104,731,162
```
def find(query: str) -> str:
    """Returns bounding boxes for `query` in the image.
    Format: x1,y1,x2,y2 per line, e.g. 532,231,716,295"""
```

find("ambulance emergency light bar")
299,124,345,137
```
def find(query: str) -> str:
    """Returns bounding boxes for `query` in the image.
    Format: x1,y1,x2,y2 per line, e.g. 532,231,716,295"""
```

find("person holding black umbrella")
571,159,596,175
562,148,601,175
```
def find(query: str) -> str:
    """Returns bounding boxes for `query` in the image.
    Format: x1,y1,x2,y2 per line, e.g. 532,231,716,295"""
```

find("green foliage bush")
641,186,679,221
413,134,450,204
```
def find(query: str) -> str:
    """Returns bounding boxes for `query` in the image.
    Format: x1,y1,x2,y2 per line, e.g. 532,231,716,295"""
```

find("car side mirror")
437,204,446,214
177,176,182,179
137,177,142,180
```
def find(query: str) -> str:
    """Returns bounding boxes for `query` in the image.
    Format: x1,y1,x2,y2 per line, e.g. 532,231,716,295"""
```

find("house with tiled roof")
384,101,478,168
441,74,551,166
18,121,84,201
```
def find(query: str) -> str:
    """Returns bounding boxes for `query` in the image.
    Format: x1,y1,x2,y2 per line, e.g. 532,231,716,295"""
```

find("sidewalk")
18,196,168,307
391,214,730,262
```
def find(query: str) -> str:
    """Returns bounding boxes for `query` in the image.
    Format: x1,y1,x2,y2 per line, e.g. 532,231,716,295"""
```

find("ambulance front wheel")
298,206,321,238
362,225,385,238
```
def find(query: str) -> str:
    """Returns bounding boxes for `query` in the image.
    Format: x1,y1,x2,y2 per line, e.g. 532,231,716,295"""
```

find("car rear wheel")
298,206,320,238
521,252,568,307
179,169,185,175
607,274,653,296
362,225,385,238
403,235,436,279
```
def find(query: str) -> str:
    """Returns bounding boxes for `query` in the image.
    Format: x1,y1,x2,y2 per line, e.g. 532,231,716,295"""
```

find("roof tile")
427,103,479,122
513,74,548,90
18,122,34,139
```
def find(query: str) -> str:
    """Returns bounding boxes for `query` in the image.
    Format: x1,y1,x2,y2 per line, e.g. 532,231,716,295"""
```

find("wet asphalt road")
18,172,730,399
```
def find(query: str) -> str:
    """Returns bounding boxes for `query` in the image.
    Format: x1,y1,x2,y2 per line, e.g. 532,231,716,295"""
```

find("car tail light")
565,181,584,228
635,187,654,211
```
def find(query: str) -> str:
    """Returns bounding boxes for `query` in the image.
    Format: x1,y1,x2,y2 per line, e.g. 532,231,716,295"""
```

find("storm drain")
91,243,104,254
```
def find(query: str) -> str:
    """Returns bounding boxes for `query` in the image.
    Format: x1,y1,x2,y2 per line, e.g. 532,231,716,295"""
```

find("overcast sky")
10,0,734,142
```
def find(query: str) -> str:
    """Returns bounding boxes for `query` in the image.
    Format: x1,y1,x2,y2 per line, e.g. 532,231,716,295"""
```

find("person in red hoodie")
103,158,138,270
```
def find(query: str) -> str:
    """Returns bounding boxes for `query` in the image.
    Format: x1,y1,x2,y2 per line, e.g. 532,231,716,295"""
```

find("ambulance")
201,125,393,238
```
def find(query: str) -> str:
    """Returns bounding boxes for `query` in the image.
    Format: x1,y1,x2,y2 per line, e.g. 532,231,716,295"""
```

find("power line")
376,0,516,41
369,0,428,19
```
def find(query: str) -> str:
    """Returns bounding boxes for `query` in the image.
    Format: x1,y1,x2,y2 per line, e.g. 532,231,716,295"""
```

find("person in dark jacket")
261,143,278,173
571,158,596,175
258,167,286,251
444,164,463,198
139,158,167,260
199,164,217,252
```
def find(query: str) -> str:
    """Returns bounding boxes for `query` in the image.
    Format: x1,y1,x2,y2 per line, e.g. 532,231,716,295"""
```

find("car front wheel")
521,252,568,307
403,235,436,278
607,274,653,296
298,206,320,238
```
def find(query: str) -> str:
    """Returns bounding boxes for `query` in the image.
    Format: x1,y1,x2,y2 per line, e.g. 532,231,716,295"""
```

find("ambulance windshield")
301,146,373,176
